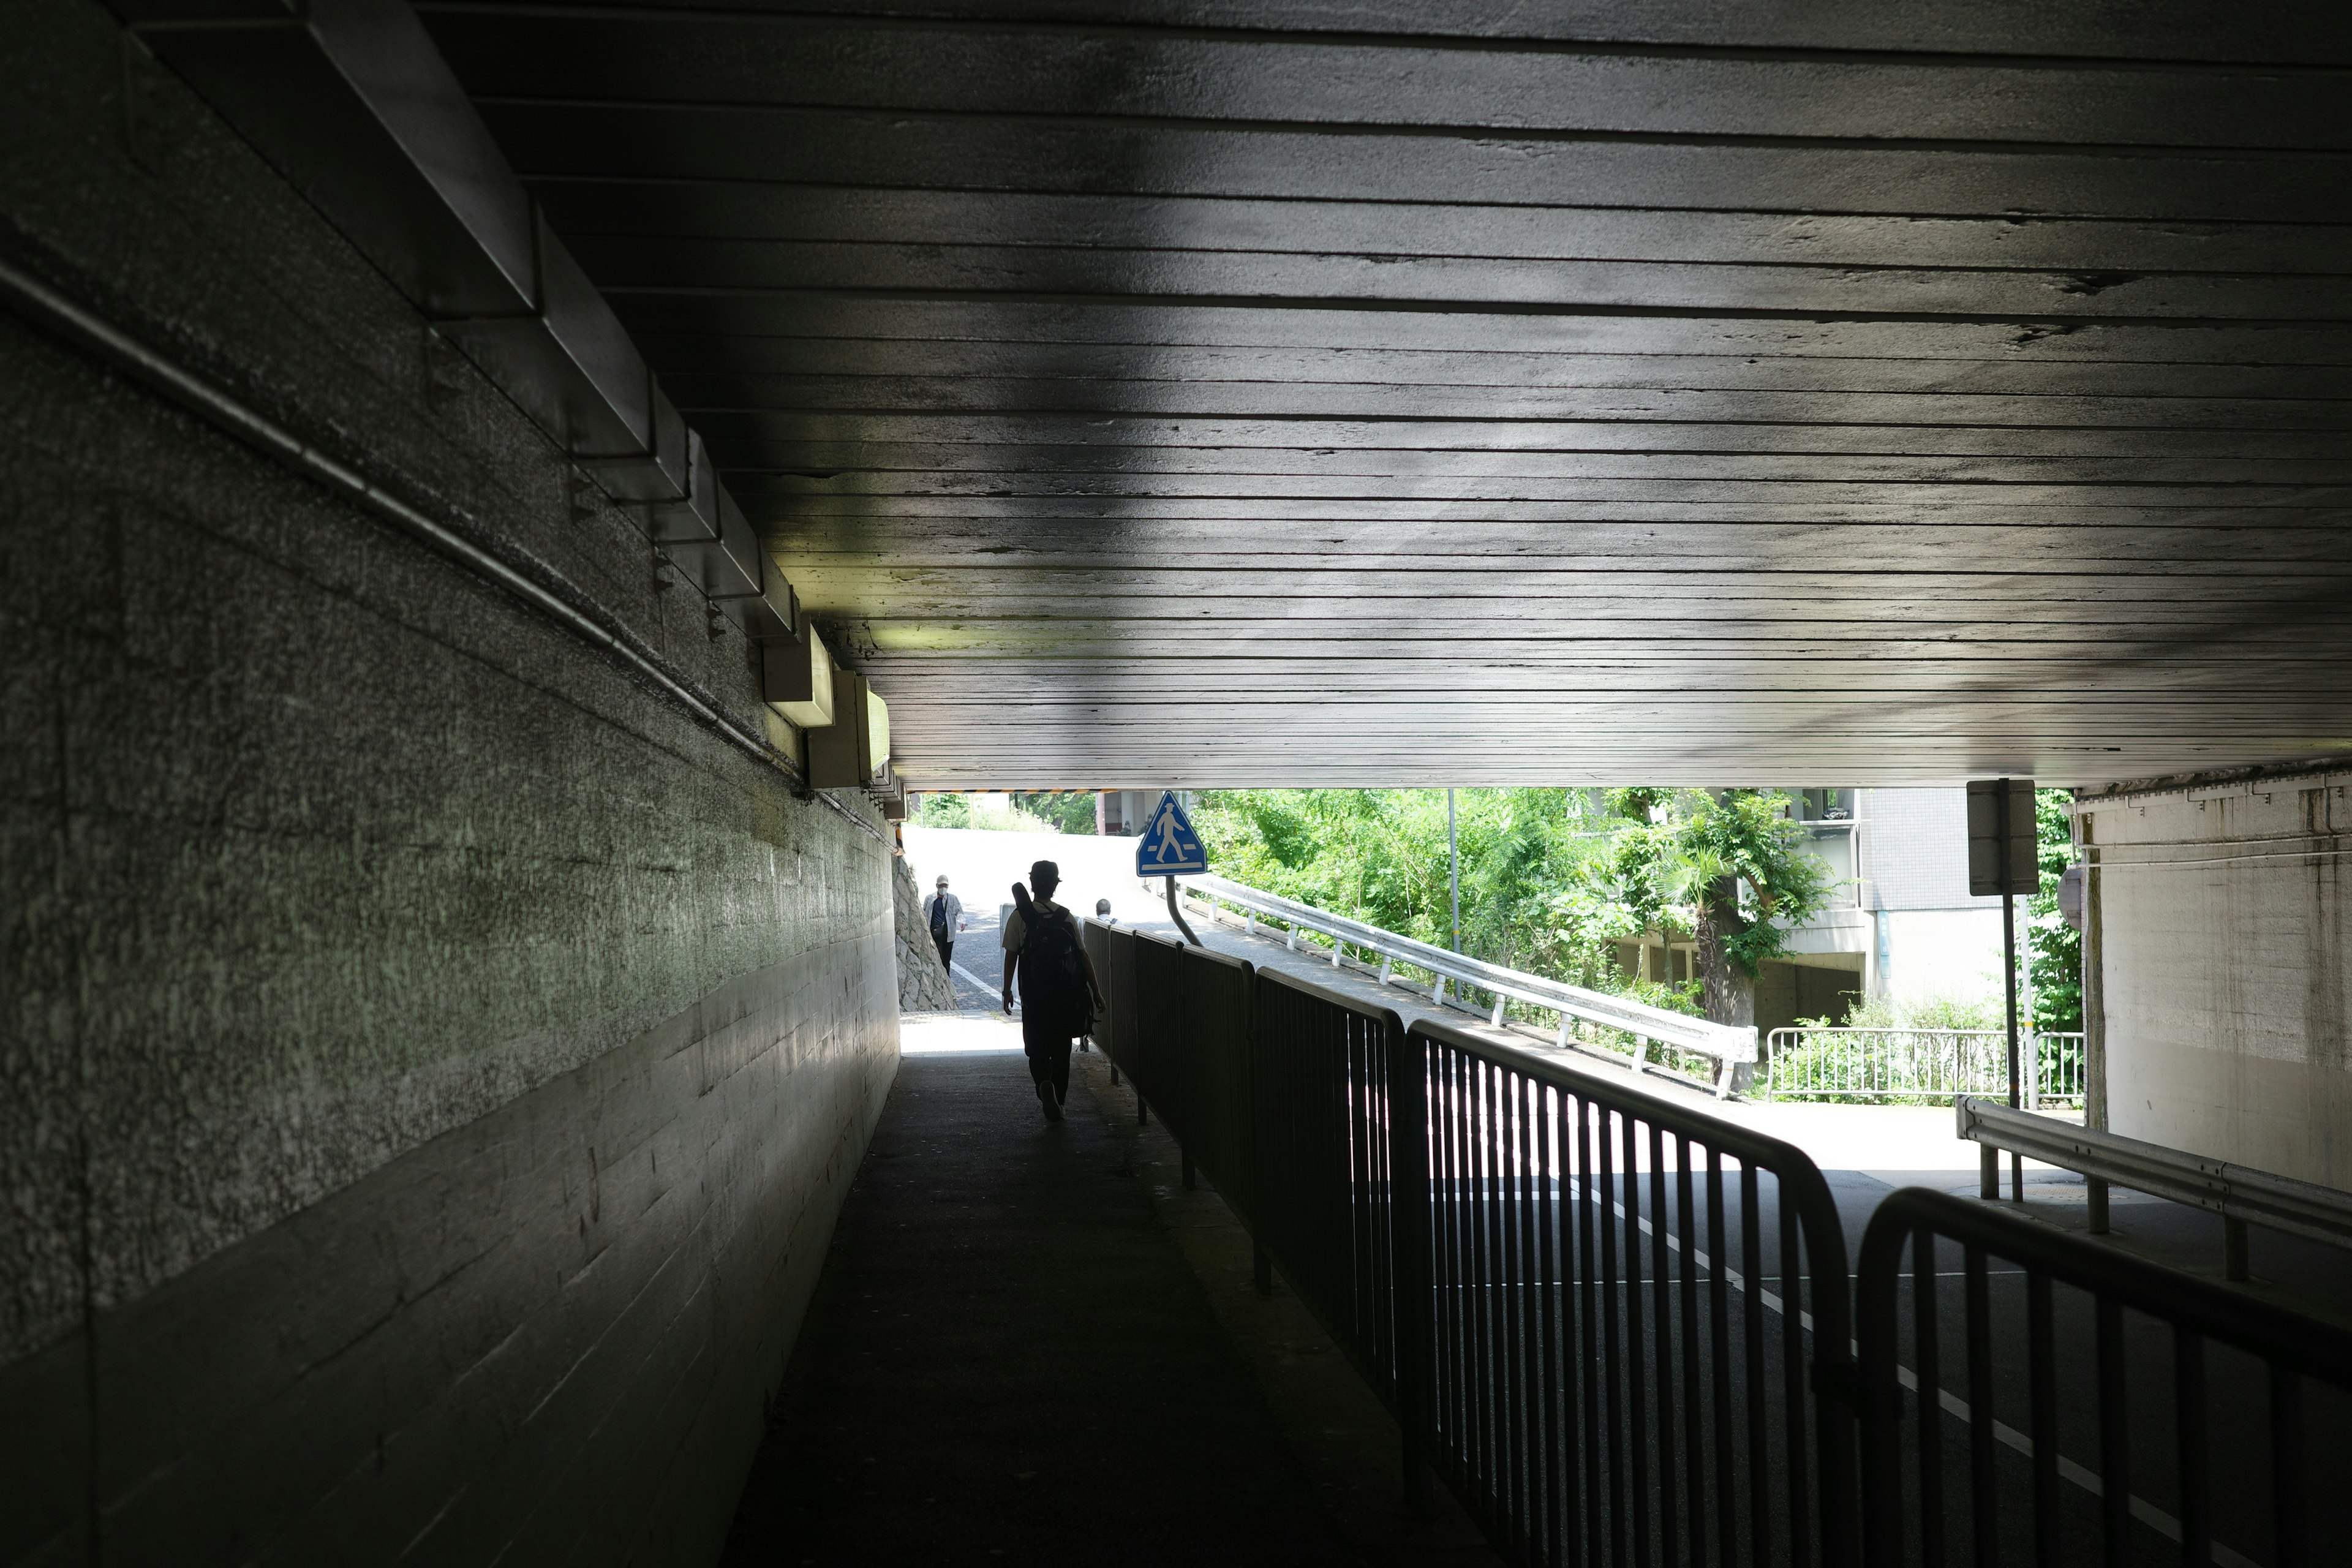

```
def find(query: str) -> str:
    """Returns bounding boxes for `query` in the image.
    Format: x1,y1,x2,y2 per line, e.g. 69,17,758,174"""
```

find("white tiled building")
1762,787,2013,1031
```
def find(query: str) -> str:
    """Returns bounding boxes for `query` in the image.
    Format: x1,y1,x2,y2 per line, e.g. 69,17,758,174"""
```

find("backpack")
1014,898,1091,1033
927,895,950,940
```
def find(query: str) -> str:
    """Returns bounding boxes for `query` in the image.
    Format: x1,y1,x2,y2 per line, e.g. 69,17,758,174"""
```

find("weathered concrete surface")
892,853,957,1011
722,1036,1374,1566
2082,775,2352,1187
0,0,898,1559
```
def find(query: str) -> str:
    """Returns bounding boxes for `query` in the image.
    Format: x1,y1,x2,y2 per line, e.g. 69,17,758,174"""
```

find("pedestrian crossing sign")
1135,790,1208,876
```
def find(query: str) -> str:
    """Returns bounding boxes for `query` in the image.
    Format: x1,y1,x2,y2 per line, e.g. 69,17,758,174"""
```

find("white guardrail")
1172,873,1758,1096
1762,1027,2087,1107
1958,1096,2352,1280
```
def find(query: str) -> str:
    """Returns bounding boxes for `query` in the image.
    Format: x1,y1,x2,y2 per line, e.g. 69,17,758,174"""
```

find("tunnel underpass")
7,0,2352,1564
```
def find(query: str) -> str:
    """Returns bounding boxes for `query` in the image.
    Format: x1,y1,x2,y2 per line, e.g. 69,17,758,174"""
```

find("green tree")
1662,790,1835,1028
2026,787,2081,1032
1013,792,1099,834
1193,786,1835,1028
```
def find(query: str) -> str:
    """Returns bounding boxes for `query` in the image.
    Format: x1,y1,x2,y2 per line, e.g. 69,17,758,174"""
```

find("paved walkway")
721,1012,1485,1566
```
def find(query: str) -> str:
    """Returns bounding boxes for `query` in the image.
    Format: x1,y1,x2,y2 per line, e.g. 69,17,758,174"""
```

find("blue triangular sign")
1134,790,1208,876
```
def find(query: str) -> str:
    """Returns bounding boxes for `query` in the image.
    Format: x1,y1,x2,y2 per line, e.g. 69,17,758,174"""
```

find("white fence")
1760,1027,2086,1106
1175,873,1758,1096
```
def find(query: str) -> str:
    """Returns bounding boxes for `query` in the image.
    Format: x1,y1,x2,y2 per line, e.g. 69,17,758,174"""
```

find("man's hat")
1030,859,1060,882
935,875,949,885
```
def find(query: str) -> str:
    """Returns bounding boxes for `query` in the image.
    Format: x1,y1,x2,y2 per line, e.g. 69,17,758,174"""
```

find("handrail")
1406,1013,1863,1566
1958,1096,2352,1275
1856,1187,2352,1567
1177,872,1757,1081
1763,1027,2087,1108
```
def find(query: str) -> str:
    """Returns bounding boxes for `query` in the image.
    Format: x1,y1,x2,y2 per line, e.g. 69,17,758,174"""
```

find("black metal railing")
1411,1016,1860,1568
1083,918,2352,1568
1856,1188,2352,1568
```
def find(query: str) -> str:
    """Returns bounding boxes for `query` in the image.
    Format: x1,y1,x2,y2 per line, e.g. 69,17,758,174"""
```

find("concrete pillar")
2080,771,2352,1185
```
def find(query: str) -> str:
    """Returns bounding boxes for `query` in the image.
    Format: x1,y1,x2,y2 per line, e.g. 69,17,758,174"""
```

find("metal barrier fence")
1411,1015,1861,1567
1761,1028,2087,1108
1087,918,2352,1567
1088,918,1864,1566
1856,1189,2352,1568
1177,873,1758,1094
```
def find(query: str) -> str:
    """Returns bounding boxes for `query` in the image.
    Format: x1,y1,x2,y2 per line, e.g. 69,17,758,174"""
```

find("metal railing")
1175,872,1758,1096
1411,1015,1861,1567
1087,916,1864,1566
1088,915,2352,1566
1857,1188,2352,1568
1762,1029,2086,1108
1957,1097,2352,1281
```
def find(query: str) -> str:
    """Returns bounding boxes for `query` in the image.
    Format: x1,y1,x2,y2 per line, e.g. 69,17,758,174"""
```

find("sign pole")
1165,873,1199,946
1447,788,1460,952
1999,780,2023,1202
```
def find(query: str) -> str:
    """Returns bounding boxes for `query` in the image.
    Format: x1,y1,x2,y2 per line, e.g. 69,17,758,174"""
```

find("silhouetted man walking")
1001,859,1104,1121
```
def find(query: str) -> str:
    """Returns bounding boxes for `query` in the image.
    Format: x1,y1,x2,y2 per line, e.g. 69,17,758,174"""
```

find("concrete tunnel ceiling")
413,0,2352,790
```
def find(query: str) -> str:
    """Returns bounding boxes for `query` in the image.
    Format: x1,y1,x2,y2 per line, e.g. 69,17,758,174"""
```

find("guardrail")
1762,1028,2086,1108
1856,1188,2352,1568
1087,916,1864,1566
1174,872,1758,1096
1957,1096,2352,1281
1409,1014,1861,1567
1089,916,2352,1566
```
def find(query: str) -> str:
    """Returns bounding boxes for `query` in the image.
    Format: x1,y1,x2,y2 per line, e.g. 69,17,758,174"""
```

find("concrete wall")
2086,777,2352,1186
0,1,898,1559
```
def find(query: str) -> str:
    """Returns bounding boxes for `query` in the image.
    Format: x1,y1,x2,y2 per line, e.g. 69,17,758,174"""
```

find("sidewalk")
720,1011,1488,1566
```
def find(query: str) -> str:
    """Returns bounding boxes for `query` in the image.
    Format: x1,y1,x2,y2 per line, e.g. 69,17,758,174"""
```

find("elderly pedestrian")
925,875,965,974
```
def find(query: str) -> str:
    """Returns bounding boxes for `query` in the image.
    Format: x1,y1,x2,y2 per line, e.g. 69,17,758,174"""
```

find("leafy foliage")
910,793,1055,832
1191,786,1834,1020
2026,786,2082,1031
1014,792,1101,834
909,791,1101,834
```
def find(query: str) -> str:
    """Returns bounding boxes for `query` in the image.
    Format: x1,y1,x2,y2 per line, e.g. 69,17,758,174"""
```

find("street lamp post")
1448,788,1460,953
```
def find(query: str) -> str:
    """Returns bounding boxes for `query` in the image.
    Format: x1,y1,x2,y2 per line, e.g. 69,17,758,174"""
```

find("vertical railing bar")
1537,1086,1567,1568
1498,1067,1526,1550
1708,1148,1737,1563
1598,1103,1629,1568
1964,1246,1997,1568
1479,1056,1505,1532
1622,1110,1654,1568
1915,1227,1948,1568
1436,1044,1463,1487
2175,1332,2209,1568
1461,1053,1488,1525
1390,1024,1433,1518
2094,1295,2127,1568
1678,1133,1707,1562
1646,1123,1678,1568
1741,1161,1771,1568
2026,1270,2060,1568
1578,1095,1605,1568
1513,1070,1542,1555
1780,1198,1813,1566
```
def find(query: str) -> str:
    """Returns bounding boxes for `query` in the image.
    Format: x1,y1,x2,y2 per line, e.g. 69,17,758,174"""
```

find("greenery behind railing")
1760,1026,2086,1106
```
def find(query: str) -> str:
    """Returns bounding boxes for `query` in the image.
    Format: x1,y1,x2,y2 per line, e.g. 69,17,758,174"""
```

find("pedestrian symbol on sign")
1135,791,1208,876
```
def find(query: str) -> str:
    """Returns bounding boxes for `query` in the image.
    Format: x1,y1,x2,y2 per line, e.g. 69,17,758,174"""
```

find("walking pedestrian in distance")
1001,860,1104,1122
925,875,964,974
